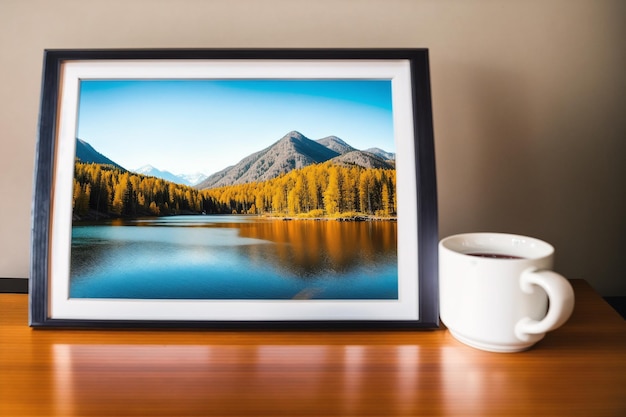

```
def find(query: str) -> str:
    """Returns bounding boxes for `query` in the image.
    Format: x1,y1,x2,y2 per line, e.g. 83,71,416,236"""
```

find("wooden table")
1,280,624,416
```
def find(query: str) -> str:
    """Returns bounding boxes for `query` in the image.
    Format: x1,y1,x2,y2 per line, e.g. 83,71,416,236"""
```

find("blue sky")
77,79,395,175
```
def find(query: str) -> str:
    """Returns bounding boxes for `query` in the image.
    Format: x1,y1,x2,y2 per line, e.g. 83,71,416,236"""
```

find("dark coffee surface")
467,252,524,260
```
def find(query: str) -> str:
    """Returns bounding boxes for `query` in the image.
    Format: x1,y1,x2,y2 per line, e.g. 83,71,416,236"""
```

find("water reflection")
70,215,398,300
238,219,397,277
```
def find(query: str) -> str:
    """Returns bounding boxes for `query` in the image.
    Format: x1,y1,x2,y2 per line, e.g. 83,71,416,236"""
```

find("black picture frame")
30,49,438,329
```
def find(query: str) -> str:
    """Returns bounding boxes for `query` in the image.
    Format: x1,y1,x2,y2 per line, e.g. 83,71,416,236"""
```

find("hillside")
196,131,340,189
329,150,395,169
316,136,356,155
75,138,125,169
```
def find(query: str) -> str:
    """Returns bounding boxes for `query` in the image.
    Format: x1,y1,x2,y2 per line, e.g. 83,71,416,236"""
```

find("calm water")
70,215,398,299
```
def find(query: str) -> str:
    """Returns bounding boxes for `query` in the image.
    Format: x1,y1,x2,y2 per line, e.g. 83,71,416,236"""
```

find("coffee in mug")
439,232,575,352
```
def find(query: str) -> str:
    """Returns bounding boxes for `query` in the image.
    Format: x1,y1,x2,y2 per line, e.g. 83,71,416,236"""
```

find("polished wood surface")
1,280,624,416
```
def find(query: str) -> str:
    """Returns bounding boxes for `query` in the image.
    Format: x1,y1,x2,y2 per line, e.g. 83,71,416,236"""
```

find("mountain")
134,165,207,186
76,134,394,191
75,138,125,169
364,147,396,161
178,172,208,186
316,136,356,155
134,165,186,185
196,131,340,189
330,150,395,169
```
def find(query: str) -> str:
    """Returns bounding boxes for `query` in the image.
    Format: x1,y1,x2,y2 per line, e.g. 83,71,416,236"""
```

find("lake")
70,215,398,300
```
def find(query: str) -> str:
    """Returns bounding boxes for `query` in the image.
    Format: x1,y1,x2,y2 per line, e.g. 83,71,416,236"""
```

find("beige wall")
1,0,624,295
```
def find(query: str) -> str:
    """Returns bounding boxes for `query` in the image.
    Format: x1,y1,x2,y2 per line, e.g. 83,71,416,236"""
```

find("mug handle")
514,269,575,342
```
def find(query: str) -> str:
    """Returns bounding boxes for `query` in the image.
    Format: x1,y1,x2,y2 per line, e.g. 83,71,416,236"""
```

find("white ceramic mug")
439,233,575,352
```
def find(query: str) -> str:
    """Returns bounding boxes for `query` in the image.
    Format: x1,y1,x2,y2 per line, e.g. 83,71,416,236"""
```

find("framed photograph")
30,49,438,328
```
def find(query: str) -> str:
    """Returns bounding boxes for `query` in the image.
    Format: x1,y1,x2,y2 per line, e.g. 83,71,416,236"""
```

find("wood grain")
1,280,624,416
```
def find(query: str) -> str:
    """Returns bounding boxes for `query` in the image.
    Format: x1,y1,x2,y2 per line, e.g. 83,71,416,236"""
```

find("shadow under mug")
439,232,575,353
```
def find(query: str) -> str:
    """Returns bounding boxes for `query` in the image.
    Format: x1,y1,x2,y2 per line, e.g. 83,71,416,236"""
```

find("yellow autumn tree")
323,165,341,215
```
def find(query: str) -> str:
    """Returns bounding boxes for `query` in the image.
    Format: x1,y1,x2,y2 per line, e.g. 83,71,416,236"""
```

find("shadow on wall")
439,66,545,235
467,68,544,233
437,63,624,295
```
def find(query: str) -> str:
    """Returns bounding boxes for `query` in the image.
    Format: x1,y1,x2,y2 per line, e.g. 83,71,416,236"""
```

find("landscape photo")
70,79,398,300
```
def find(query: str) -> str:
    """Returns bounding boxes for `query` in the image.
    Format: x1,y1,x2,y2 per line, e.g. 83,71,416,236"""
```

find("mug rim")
439,232,554,261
